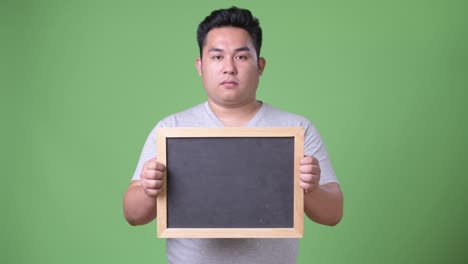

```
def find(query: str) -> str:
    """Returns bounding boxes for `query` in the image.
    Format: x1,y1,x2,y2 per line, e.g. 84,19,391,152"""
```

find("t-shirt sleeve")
130,123,161,181
303,121,339,185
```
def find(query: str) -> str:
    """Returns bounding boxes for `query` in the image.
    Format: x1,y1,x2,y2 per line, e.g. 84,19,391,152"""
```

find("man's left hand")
299,156,321,194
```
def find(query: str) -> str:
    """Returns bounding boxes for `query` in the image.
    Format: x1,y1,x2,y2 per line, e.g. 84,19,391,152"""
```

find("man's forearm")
304,182,343,226
123,182,157,226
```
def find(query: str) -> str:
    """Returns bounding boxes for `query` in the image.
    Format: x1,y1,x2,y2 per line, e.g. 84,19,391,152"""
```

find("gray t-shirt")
132,101,338,264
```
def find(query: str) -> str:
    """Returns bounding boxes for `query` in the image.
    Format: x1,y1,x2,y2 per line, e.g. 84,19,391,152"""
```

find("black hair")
197,6,262,58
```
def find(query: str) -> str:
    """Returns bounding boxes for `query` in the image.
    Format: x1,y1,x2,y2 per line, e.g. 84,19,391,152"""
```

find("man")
123,6,343,264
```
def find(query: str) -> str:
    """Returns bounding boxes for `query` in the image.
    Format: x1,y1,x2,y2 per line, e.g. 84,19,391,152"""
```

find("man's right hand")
140,158,166,197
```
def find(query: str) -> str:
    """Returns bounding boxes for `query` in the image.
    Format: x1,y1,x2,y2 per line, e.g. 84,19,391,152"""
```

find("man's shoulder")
165,102,206,119
157,102,210,128
259,103,312,127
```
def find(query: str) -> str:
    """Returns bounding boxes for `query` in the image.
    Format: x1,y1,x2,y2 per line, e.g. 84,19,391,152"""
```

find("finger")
300,180,319,193
143,158,156,169
143,188,159,197
299,164,313,174
154,162,166,172
300,173,314,182
300,173,319,184
147,161,166,172
311,157,319,166
299,181,311,191
311,165,321,176
300,156,314,165
144,179,163,190
143,169,165,180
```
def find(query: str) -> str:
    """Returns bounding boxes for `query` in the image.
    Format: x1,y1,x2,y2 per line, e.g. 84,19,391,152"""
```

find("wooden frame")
156,127,304,238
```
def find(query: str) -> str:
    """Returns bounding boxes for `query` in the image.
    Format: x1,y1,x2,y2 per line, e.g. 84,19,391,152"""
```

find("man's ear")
195,58,202,76
258,57,266,76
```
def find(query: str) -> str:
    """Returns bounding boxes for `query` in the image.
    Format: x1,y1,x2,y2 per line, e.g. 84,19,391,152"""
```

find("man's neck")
208,100,262,127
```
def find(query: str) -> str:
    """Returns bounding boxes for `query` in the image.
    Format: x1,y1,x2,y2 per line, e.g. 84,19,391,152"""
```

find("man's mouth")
220,80,239,87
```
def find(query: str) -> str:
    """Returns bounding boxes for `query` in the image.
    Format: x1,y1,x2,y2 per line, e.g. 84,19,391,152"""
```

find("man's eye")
212,55,223,60
236,55,247,60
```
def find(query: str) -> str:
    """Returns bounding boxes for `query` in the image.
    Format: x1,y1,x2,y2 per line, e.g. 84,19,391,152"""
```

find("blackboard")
156,127,304,238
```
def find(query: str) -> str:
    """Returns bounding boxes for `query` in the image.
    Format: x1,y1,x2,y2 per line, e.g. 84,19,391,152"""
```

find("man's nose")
223,58,237,74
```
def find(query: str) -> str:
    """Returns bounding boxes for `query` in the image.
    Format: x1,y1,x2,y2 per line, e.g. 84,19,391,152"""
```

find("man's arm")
303,182,343,226
123,158,165,226
299,156,343,226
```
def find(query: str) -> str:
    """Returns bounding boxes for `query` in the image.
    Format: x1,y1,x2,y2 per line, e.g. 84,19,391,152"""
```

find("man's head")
197,6,262,59
195,7,266,108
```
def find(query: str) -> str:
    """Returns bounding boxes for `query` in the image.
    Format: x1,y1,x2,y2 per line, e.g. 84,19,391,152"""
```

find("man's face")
196,27,266,108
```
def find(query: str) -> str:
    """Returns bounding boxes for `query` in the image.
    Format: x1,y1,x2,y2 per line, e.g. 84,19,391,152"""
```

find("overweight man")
123,6,343,264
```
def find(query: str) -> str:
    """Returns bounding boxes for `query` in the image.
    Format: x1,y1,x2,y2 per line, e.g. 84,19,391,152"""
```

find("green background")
2,0,467,263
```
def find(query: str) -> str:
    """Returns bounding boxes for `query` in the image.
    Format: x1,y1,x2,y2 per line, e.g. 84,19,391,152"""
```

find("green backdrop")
2,0,467,263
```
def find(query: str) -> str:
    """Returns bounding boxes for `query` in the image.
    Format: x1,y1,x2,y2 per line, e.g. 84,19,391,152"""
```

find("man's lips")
220,80,239,87
221,81,239,89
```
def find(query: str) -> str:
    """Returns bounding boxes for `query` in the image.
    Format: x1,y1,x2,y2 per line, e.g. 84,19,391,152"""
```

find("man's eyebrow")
234,47,251,52
207,47,251,53
208,48,224,53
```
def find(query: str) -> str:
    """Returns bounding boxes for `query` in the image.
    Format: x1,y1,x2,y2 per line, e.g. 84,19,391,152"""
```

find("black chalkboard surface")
156,127,304,238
